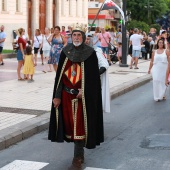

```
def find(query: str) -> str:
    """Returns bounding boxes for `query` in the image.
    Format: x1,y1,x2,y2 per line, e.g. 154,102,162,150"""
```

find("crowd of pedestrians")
127,26,170,101
1,24,170,102
0,25,73,82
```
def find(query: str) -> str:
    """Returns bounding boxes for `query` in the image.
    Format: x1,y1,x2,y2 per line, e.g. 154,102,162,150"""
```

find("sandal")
18,78,24,81
130,67,133,69
134,67,139,69
42,70,46,73
163,96,166,100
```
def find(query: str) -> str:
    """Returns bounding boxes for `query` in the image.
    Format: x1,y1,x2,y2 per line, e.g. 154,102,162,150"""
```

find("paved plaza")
0,56,152,150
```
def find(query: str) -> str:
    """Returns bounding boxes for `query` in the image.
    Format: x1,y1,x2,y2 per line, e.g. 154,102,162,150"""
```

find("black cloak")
48,45,104,149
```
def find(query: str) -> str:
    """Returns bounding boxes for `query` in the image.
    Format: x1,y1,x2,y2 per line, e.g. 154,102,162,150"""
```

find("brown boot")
68,157,82,170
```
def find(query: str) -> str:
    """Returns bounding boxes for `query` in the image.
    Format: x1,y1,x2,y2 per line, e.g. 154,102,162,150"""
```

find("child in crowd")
22,46,35,82
117,42,122,65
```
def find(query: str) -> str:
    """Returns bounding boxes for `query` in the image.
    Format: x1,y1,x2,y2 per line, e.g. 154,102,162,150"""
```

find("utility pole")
119,0,128,67
145,0,152,25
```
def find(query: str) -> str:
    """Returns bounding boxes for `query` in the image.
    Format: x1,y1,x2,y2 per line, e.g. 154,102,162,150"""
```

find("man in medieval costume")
48,24,104,170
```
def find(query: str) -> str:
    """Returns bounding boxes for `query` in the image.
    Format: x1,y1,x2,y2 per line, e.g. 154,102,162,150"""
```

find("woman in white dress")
148,39,170,101
41,27,53,73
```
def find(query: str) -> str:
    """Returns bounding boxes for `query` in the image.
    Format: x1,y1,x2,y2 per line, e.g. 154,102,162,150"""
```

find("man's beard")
73,41,82,47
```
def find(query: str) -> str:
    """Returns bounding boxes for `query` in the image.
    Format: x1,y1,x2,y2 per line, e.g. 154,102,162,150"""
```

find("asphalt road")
1,81,170,170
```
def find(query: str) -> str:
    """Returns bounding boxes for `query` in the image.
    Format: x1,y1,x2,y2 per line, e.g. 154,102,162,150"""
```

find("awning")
88,14,114,20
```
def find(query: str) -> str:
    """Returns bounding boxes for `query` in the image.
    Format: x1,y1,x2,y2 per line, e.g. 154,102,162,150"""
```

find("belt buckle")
70,89,74,94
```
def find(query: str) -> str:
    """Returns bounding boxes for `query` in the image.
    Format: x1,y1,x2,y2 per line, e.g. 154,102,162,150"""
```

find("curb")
0,113,50,151
2,53,16,59
0,74,152,151
110,74,152,100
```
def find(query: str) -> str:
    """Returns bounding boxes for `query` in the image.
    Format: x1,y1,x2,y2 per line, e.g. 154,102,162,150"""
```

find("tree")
165,0,170,9
127,20,150,33
127,0,168,24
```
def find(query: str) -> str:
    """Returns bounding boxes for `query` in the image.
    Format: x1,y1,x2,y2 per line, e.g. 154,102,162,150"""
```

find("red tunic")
61,59,85,141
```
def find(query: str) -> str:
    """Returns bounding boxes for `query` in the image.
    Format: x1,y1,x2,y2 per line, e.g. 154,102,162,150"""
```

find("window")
61,0,65,16
95,4,99,7
15,0,22,13
16,0,19,12
69,0,71,16
2,0,5,11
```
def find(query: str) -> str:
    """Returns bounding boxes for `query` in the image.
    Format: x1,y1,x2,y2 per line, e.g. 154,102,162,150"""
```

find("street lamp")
119,0,128,67
144,0,153,24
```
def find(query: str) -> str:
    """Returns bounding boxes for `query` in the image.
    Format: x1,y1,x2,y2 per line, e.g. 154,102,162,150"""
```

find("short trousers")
101,47,109,55
43,50,50,57
0,46,3,54
17,49,24,61
34,47,43,55
132,50,140,57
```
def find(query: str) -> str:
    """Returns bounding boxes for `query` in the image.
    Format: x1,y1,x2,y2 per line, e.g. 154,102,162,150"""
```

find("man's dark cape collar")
62,43,94,62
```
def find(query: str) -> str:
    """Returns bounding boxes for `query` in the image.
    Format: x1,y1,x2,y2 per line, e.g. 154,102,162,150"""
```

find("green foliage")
149,24,161,34
165,0,170,9
127,0,168,24
2,49,13,54
127,20,150,33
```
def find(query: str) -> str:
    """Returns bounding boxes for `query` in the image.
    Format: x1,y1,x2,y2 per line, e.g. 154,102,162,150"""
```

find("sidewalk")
0,56,152,150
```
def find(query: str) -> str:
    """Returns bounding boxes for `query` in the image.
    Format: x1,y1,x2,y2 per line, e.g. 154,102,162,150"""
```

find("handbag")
141,47,147,53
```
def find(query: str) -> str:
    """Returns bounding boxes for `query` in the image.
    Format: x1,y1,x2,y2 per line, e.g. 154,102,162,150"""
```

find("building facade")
88,0,121,29
0,0,88,49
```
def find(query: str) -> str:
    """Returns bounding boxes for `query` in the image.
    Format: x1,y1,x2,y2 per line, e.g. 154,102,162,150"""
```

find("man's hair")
62,26,65,29
134,28,138,33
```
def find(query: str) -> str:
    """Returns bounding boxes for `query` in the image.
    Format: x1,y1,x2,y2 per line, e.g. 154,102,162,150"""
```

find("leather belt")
64,86,79,95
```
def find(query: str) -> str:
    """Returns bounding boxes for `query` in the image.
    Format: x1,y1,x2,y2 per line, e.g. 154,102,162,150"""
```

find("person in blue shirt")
0,25,6,65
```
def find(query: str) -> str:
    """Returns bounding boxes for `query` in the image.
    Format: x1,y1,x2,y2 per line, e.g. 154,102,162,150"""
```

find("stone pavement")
0,56,152,150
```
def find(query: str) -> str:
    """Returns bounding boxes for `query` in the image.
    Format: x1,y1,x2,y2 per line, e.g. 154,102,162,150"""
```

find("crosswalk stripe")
84,168,114,170
0,160,49,170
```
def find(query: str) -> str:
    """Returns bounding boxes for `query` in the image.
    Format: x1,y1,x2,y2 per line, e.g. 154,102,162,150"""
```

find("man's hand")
53,98,61,108
148,70,151,74
76,89,82,99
